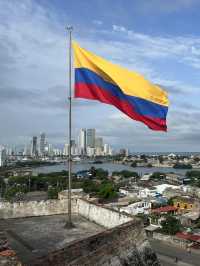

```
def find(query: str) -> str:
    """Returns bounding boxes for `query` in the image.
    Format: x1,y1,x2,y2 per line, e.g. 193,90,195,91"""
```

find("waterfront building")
0,147,6,167
31,136,37,157
119,149,126,156
48,144,53,157
104,144,109,155
39,132,46,157
63,143,69,156
23,144,31,156
87,147,95,157
78,128,87,155
95,137,103,148
86,129,95,148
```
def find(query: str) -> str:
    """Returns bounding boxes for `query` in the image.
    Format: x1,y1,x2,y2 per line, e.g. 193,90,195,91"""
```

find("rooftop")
151,205,177,214
2,214,104,265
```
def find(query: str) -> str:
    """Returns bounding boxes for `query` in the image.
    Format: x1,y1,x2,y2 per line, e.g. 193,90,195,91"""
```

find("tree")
95,168,108,180
173,163,192,169
151,172,166,180
98,182,117,200
131,162,137,167
161,215,181,235
167,198,174,206
47,186,59,199
112,170,138,179
82,180,99,193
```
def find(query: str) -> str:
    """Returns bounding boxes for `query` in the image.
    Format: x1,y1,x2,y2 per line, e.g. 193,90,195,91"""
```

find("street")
150,239,200,266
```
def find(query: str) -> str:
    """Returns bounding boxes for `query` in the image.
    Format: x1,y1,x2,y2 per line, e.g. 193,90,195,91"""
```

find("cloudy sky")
1,0,200,152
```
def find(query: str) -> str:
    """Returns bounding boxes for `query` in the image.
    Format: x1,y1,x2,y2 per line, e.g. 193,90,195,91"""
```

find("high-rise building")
39,132,46,156
31,136,37,157
23,144,31,156
86,129,95,148
63,143,69,156
0,147,6,167
48,144,53,157
78,129,86,155
104,144,109,155
95,137,103,148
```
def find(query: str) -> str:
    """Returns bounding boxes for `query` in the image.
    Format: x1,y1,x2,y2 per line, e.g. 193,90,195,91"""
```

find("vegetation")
150,172,166,180
112,170,139,179
98,182,117,200
89,167,108,180
161,215,181,235
186,170,200,178
47,186,60,199
167,198,174,206
131,162,137,167
184,171,200,187
173,163,192,169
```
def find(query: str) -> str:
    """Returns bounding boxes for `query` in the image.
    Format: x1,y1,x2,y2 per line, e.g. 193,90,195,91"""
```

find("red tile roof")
151,205,177,214
176,232,200,242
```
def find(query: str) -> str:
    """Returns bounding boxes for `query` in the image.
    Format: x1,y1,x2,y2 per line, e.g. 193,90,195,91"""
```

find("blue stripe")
75,68,168,119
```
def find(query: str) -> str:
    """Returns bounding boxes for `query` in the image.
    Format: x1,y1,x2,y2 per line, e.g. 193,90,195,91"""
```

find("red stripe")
75,83,167,131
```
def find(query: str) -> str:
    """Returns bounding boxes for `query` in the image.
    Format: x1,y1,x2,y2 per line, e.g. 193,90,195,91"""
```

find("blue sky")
1,0,200,152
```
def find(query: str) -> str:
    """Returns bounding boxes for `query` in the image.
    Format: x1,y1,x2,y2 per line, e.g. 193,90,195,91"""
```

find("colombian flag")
73,42,169,131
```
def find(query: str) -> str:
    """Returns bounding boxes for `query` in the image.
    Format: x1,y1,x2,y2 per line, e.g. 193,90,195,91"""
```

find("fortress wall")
76,198,132,228
32,219,159,266
0,199,76,219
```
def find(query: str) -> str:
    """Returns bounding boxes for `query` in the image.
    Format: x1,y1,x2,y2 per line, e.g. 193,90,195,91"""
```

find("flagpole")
65,26,74,228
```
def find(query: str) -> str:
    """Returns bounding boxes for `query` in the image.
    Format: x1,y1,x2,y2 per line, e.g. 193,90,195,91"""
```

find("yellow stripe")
73,41,169,106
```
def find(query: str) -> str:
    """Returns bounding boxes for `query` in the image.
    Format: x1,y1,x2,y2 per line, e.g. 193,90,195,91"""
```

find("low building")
138,187,157,198
175,232,200,249
165,173,189,185
58,189,86,200
173,196,195,212
150,206,178,226
154,184,180,195
180,212,200,227
120,200,152,216
119,188,138,198
140,173,152,182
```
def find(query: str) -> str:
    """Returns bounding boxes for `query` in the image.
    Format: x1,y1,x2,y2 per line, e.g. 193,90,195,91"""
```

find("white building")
120,200,152,215
140,173,152,181
78,128,87,155
138,187,157,198
87,147,95,157
63,143,69,156
154,184,180,194
0,147,6,167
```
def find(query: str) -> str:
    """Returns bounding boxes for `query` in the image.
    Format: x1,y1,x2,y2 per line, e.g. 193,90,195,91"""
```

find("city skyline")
1,1,200,151
1,128,113,157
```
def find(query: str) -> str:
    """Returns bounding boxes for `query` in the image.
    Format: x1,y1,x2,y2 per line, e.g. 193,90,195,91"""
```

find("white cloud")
112,24,127,32
93,20,103,26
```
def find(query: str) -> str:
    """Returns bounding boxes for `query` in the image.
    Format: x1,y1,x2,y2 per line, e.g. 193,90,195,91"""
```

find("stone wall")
0,199,74,219
32,219,160,266
76,198,132,228
0,198,132,228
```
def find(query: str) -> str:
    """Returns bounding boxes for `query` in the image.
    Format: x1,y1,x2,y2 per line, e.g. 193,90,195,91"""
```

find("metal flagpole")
65,26,74,228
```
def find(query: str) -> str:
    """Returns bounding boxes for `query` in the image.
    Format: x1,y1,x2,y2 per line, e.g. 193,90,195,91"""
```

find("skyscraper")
39,132,46,156
78,128,86,155
95,137,103,148
86,129,95,148
0,147,6,167
31,136,37,157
